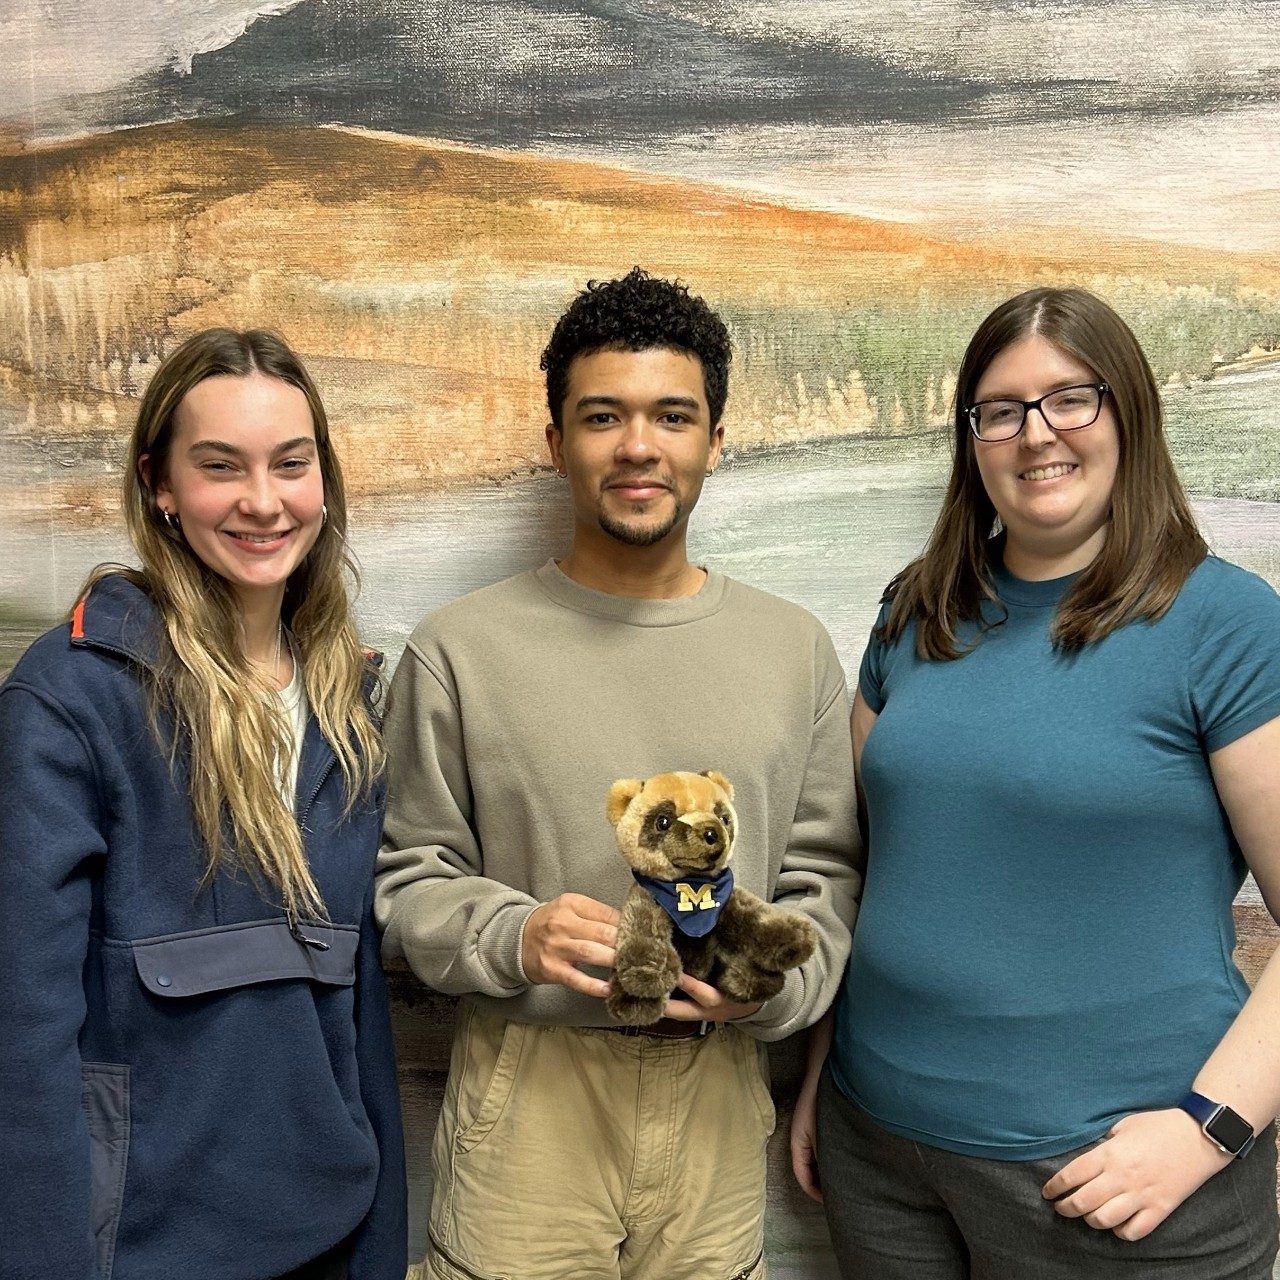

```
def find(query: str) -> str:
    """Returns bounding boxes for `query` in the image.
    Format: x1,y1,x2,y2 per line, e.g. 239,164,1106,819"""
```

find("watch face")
1206,1106,1254,1155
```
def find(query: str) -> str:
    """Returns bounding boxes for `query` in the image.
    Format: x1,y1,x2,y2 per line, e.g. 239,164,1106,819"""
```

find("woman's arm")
1192,714,1280,1127
850,691,877,851
790,692,877,1200
0,684,105,1280
1044,714,1280,1240
790,1008,835,1201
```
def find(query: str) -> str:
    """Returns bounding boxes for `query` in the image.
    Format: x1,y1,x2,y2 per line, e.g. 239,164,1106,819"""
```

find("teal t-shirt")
829,555,1280,1160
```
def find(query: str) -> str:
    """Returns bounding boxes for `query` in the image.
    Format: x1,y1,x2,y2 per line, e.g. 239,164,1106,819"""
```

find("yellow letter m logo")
676,883,716,913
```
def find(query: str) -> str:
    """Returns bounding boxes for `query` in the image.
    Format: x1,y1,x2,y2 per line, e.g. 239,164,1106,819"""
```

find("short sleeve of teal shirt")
1191,566,1280,749
832,556,1280,1160
857,601,893,715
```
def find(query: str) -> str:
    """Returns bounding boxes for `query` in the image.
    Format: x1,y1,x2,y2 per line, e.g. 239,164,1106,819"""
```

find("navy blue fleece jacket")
0,575,406,1280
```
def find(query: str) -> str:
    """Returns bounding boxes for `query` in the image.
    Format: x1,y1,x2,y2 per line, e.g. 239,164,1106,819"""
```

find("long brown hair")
81,328,383,922
882,287,1206,658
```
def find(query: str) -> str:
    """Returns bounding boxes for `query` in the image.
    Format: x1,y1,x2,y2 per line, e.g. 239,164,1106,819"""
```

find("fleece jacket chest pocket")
131,917,359,997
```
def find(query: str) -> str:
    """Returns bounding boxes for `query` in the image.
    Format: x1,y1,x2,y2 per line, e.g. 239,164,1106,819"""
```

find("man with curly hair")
377,268,860,1279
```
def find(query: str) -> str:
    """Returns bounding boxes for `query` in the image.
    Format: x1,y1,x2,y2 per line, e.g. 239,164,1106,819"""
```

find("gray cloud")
21,0,1280,144
0,1,303,122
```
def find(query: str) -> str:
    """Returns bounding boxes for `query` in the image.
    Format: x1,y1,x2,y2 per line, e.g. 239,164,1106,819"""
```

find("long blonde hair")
882,287,1207,658
83,328,382,922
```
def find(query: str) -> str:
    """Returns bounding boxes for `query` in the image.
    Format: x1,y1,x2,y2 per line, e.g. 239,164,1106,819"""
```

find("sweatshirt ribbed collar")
533,559,729,627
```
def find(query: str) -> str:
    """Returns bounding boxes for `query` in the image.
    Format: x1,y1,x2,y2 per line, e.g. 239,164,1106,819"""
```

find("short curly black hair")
540,267,732,430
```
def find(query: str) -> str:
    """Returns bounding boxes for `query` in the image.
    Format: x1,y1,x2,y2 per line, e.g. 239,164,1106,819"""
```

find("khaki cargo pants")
412,1003,774,1280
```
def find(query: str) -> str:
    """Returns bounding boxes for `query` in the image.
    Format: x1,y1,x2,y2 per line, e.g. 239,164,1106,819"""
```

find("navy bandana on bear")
632,868,735,937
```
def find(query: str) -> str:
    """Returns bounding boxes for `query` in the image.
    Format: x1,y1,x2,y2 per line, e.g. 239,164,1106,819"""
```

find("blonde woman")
0,330,406,1280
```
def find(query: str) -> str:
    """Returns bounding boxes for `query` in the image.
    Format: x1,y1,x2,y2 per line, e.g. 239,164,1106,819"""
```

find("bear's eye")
655,813,672,832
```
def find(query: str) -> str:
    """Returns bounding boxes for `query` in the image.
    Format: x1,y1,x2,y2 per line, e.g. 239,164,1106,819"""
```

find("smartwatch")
1179,1091,1256,1158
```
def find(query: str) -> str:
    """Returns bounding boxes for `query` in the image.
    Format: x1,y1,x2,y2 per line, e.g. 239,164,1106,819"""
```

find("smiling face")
971,334,1120,578
153,372,325,609
547,347,723,550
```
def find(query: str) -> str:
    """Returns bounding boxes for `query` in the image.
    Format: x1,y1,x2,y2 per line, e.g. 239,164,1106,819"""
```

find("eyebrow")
574,395,703,412
188,437,316,457
974,378,1096,402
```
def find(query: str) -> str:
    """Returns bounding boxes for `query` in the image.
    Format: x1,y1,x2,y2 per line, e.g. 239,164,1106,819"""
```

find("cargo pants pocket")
730,1030,776,1137
427,1007,529,1273
81,1062,130,1280
453,1016,526,1154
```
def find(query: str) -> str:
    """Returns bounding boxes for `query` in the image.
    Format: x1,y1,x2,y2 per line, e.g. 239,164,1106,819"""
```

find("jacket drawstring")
289,918,331,951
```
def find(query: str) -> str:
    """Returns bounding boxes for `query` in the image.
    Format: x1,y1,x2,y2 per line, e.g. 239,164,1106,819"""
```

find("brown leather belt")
602,1017,714,1040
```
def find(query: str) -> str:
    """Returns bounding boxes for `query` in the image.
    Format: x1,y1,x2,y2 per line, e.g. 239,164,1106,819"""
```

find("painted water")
2,365,1277,679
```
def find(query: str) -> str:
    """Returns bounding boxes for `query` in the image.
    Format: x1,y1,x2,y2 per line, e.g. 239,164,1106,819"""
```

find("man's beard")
597,492,684,547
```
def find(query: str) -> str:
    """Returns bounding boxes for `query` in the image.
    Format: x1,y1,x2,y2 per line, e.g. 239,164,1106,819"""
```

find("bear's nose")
677,812,726,851
685,821,722,849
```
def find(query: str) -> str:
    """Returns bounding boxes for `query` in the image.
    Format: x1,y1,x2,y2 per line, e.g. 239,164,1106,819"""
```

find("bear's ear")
607,778,644,826
701,770,733,800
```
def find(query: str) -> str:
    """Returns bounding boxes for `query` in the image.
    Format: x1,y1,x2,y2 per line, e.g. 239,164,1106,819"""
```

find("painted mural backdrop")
2,2,1278,1272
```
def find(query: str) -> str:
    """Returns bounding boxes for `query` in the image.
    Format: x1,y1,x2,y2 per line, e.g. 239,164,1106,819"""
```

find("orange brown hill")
4,120,1272,290
1,121,1276,501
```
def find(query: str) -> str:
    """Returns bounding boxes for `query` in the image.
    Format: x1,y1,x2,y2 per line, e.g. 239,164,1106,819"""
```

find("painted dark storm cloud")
48,0,1280,147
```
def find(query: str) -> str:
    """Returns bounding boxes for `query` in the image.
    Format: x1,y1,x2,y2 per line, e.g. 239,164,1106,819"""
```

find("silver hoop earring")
705,469,715,478
321,504,328,526
162,509,181,531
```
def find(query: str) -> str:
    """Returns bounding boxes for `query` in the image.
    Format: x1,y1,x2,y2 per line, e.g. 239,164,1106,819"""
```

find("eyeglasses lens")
972,386,1102,440
972,402,1023,440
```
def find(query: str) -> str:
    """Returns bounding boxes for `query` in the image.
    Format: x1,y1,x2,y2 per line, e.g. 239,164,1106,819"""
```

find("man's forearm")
378,868,538,997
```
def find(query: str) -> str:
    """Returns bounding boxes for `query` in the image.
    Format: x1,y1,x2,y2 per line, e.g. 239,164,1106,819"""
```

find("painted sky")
2,0,1278,248
6,0,1277,126
0,1,302,117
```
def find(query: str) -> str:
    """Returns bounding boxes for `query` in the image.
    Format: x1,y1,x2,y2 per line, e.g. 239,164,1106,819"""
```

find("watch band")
1179,1091,1256,1159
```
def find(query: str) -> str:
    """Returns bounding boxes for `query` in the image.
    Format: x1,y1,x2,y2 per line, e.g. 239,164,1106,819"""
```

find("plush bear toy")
605,769,817,1026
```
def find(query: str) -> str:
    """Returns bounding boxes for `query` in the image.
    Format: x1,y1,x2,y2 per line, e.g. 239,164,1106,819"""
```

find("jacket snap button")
156,974,172,988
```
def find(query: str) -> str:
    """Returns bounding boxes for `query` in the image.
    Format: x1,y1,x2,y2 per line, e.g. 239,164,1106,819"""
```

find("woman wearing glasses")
792,287,1280,1276
0,330,405,1279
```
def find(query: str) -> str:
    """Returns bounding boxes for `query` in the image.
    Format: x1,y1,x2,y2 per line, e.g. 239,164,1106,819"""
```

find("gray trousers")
817,1067,1279,1279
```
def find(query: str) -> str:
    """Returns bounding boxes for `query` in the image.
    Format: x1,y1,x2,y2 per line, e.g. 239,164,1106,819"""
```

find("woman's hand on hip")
1042,1108,1233,1241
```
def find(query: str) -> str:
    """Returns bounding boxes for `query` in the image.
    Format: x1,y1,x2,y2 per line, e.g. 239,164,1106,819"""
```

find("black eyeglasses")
966,383,1109,442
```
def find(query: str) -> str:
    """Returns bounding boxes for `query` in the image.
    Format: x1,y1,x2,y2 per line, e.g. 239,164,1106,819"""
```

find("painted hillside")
2,120,1278,521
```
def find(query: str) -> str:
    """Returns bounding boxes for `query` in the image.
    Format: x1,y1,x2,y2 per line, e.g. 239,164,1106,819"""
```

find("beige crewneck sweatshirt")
375,560,861,1040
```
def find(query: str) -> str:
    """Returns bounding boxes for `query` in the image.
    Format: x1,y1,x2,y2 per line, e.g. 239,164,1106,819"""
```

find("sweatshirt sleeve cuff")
738,968,805,1041
481,902,539,992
